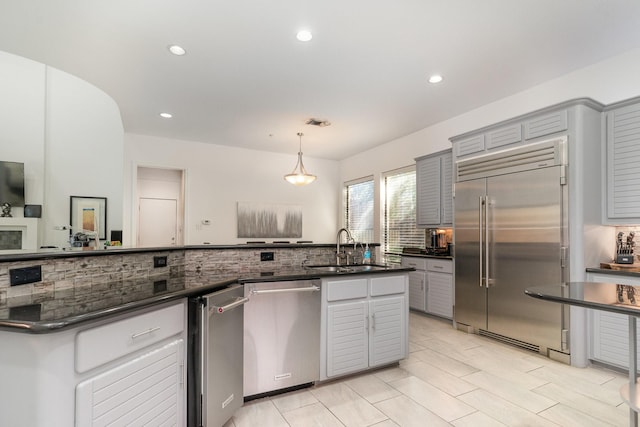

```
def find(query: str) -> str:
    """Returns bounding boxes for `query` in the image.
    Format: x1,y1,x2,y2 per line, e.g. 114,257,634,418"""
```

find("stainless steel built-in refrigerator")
454,137,569,355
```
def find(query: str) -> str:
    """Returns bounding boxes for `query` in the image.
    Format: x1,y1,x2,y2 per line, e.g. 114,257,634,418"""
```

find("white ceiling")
1,0,640,160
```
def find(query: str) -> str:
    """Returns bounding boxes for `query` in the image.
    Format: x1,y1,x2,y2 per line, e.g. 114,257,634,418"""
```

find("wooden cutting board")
600,262,640,272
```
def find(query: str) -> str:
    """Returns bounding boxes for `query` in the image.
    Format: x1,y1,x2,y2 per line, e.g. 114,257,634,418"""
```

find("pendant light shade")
284,132,316,185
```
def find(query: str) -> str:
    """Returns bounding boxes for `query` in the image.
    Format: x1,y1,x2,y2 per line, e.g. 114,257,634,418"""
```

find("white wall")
124,134,340,245
0,51,46,214
0,50,124,249
340,48,640,244
45,67,124,247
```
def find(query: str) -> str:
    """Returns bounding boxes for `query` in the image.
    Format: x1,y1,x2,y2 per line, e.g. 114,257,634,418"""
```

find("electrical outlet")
260,252,274,261
153,256,168,268
10,266,42,286
153,279,168,293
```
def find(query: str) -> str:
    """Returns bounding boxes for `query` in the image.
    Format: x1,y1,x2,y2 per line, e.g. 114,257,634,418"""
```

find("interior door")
453,178,487,329
138,198,177,247
486,166,563,351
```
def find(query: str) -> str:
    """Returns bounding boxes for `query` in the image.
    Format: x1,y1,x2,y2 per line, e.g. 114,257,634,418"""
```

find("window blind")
384,168,425,263
343,179,374,244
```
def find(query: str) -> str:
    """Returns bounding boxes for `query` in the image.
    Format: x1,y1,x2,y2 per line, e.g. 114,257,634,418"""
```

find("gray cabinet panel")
486,124,522,149
416,150,452,227
524,110,568,140
441,151,453,224
606,102,640,220
455,135,485,157
416,155,441,226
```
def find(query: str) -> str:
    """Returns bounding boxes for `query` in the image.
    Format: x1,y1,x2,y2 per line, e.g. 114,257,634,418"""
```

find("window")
383,167,425,263
343,177,374,243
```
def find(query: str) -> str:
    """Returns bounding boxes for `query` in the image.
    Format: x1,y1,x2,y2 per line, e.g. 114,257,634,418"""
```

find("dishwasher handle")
210,296,250,315
250,285,320,295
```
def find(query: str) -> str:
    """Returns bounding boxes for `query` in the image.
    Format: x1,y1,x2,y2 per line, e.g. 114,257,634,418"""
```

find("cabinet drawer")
427,259,453,273
401,257,427,270
326,278,368,302
76,302,185,373
370,275,406,296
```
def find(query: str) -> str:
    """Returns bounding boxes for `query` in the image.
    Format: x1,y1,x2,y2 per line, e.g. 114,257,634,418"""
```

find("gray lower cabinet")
401,256,453,319
416,149,453,227
0,300,188,427
604,98,640,223
320,273,409,380
587,272,640,369
402,256,427,311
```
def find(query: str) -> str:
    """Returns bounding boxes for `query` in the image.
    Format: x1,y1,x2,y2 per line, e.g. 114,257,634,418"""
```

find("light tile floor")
227,312,630,426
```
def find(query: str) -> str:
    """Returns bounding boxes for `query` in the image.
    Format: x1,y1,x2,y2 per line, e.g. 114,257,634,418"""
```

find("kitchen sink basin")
306,264,389,273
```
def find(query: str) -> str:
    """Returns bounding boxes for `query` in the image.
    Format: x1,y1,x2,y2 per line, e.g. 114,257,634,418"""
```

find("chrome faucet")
336,228,354,265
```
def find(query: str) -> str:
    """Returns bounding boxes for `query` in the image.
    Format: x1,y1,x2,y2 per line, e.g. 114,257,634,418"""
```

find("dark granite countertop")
586,267,640,279
400,253,454,260
526,282,640,317
0,264,411,333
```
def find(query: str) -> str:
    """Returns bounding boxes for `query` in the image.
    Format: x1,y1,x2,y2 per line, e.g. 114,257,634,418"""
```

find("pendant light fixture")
284,132,316,185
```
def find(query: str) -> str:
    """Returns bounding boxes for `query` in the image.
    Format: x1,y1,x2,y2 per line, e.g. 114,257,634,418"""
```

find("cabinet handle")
371,313,376,331
432,265,444,269
131,326,160,339
250,285,319,295
210,296,249,314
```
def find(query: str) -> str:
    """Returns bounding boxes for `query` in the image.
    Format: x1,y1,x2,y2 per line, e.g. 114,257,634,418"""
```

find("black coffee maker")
426,229,449,255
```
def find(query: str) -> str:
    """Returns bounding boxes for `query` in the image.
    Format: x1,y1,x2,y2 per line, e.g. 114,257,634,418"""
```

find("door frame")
131,164,186,247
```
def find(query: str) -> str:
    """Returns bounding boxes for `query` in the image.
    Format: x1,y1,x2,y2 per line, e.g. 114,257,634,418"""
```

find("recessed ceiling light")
168,45,186,56
160,112,173,119
428,74,443,84
296,30,313,42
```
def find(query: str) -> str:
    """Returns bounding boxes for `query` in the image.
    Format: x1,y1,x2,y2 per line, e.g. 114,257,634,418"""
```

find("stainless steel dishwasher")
243,279,321,398
191,284,249,427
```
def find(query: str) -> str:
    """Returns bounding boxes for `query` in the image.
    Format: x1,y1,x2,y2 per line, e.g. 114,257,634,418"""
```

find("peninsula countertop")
525,281,640,317
0,264,412,333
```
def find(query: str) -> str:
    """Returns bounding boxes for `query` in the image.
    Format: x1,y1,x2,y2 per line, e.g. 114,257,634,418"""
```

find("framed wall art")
70,196,107,240
237,202,302,238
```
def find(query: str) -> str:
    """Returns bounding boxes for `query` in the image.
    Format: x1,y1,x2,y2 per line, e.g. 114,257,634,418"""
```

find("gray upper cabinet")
605,99,640,222
524,110,568,140
454,134,485,158
416,150,452,227
452,105,570,160
486,124,522,150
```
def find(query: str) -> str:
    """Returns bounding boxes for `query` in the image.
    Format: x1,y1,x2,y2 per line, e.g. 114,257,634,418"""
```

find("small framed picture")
70,196,107,240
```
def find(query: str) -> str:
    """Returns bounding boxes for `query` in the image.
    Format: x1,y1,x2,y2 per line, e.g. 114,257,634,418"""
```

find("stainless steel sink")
306,264,389,273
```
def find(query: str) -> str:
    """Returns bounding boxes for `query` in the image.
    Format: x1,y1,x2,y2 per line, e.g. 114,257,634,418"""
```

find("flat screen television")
0,161,25,207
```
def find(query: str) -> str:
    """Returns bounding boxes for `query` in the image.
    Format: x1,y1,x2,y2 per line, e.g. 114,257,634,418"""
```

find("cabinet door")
587,272,640,369
407,270,426,311
441,151,453,225
76,339,185,427
486,124,522,150
606,103,640,221
524,110,567,140
326,301,368,377
369,296,407,367
416,155,441,226
427,272,453,319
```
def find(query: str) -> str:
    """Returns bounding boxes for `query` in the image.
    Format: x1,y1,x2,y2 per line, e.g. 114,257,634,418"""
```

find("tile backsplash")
0,246,338,310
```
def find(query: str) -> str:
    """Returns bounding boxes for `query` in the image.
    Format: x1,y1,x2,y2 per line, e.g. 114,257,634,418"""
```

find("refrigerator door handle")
485,196,493,287
479,196,484,288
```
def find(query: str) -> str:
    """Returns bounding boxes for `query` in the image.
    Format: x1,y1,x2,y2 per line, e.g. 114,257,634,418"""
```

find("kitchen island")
526,282,640,427
0,254,411,427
